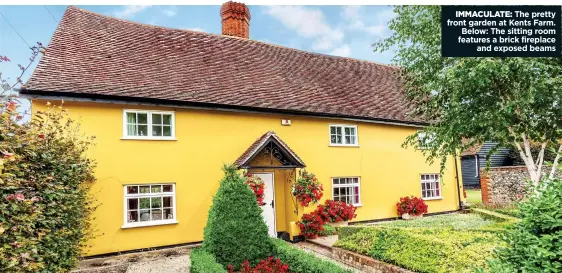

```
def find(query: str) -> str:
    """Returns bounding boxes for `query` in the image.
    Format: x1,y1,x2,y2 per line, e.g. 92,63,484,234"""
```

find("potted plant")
315,200,357,227
291,169,323,207
396,196,428,220
296,212,324,239
245,173,266,206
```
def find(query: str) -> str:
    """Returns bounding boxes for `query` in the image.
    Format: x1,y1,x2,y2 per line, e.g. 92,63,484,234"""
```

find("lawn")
374,213,494,230
465,189,482,204
335,213,512,273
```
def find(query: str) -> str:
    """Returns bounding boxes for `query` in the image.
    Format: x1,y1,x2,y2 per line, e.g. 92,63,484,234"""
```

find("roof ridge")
64,5,399,69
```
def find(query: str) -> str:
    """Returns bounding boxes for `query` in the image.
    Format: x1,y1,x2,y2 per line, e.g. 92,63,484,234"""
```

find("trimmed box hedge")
335,226,503,273
190,248,227,273
272,239,353,273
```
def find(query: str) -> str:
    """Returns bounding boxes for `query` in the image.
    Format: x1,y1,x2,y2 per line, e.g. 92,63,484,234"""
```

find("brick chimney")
220,1,250,39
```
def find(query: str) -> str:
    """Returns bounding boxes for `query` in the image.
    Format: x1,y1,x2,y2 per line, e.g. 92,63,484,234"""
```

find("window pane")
151,185,162,193
349,127,356,136
340,187,348,195
152,125,162,136
163,185,173,192
138,113,148,124
139,198,150,209
151,197,162,208
334,187,340,195
336,127,342,134
127,186,138,194
163,196,172,207
345,136,351,144
126,112,137,123
336,135,342,143
163,126,171,137
345,127,351,135
128,211,139,223
164,208,173,220
350,136,356,144
140,210,150,221
152,113,162,125
331,135,337,144
333,178,339,184
330,127,336,134
138,125,148,136
128,198,138,210
162,114,172,125
151,209,163,220
353,178,359,184
127,124,137,136
139,186,150,194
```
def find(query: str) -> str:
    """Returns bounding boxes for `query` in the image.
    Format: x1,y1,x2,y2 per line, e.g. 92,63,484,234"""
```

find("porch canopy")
234,131,306,169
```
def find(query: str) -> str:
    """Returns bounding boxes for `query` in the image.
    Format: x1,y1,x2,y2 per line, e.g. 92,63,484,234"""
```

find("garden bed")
334,213,513,273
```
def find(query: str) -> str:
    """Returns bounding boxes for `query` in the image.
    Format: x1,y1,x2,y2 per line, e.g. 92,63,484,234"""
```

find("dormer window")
123,110,175,140
329,125,358,146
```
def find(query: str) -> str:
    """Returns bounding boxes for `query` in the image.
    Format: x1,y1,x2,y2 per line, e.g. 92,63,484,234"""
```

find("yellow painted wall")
32,100,463,256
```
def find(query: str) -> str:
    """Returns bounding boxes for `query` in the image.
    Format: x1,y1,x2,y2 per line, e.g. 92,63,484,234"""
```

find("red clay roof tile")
23,6,422,125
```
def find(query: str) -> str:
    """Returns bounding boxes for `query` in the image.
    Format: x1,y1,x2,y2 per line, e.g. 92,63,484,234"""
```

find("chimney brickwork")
220,1,250,39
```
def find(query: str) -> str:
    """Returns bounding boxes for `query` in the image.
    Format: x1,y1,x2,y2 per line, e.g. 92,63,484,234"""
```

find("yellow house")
22,4,464,257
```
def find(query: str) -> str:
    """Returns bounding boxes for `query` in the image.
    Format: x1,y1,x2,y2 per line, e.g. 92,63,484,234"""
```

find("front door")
253,173,276,237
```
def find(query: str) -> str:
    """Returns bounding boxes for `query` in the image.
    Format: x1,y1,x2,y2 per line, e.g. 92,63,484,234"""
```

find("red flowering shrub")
315,200,357,223
396,196,428,216
297,212,324,238
291,170,323,207
228,257,291,273
245,173,265,206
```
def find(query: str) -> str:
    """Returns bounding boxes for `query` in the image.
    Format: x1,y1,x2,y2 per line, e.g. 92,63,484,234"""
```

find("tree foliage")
0,103,97,272
374,6,562,183
481,179,562,272
202,165,275,270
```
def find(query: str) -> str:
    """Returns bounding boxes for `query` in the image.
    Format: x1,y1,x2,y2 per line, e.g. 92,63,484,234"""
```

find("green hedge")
190,248,227,273
334,226,501,273
471,208,520,222
272,239,353,273
318,224,337,236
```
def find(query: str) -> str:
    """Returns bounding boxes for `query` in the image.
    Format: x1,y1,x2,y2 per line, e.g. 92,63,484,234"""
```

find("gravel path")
126,255,190,273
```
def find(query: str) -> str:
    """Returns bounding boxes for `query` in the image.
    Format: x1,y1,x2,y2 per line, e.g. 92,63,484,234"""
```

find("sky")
0,5,397,113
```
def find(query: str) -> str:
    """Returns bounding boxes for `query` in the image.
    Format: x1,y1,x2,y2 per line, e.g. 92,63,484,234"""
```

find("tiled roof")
461,138,483,156
234,131,305,168
22,6,423,125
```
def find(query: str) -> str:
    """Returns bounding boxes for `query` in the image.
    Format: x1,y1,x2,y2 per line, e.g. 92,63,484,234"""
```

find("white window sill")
329,144,359,147
121,137,177,141
352,203,363,207
422,197,443,201
121,220,178,229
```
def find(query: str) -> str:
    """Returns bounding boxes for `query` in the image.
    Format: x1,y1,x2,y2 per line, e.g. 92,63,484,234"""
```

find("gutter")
454,154,463,210
19,90,429,128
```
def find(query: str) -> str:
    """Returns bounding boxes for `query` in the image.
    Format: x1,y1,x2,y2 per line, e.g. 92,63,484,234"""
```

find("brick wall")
332,248,414,273
480,166,529,205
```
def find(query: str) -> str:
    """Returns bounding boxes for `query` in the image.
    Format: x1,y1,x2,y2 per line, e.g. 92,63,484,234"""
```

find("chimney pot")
220,1,250,39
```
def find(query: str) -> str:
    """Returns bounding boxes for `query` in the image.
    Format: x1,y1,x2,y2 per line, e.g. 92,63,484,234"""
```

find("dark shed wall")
477,142,512,169
461,156,480,187
461,142,512,188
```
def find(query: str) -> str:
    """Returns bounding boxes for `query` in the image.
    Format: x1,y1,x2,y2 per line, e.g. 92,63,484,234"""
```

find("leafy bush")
483,179,562,273
396,196,428,216
319,224,337,236
228,257,290,273
190,248,227,273
272,239,353,273
334,226,501,273
296,212,324,238
0,103,96,272
315,200,356,222
202,165,275,269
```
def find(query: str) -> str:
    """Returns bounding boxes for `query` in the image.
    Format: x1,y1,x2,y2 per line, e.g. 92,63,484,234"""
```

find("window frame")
420,173,442,200
122,183,178,228
329,124,359,146
331,177,362,207
122,109,176,140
